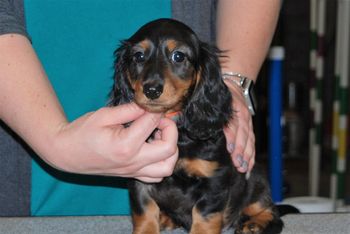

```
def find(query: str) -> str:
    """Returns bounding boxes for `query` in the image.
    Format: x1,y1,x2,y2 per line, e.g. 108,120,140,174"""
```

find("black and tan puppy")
109,18,283,234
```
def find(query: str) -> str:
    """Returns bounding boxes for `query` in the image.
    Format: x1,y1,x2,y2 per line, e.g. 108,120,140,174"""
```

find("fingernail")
241,161,248,171
227,143,235,153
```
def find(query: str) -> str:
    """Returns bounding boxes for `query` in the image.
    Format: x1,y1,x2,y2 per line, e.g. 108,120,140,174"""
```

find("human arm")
0,33,178,183
216,0,281,172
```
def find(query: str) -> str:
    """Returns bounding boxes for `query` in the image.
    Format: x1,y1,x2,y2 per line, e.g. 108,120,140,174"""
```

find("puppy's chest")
151,137,233,214
149,135,234,221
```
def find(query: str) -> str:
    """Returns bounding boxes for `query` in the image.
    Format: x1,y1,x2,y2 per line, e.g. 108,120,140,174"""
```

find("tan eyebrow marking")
166,39,177,51
138,39,151,50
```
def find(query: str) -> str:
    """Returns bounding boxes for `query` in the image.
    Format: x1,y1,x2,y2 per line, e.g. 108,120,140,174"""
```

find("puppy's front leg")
190,206,223,234
131,198,160,234
129,181,160,234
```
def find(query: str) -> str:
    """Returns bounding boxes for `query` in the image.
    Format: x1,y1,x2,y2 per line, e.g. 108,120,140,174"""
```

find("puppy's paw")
234,221,263,234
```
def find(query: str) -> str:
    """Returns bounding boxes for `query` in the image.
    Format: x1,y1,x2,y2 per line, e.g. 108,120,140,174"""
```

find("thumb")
95,103,145,126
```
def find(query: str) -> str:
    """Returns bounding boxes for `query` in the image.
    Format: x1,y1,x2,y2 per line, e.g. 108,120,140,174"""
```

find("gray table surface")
0,213,349,234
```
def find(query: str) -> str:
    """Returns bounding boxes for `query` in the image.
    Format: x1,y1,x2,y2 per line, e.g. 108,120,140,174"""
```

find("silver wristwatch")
222,72,256,115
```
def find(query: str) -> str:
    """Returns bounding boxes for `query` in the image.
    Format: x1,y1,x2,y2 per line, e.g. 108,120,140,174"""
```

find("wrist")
38,120,72,172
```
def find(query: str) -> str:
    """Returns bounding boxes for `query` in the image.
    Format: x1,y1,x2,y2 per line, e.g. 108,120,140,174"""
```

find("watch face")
242,79,256,115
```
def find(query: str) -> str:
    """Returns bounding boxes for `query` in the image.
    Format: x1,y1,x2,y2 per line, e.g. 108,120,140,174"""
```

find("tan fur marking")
161,68,193,110
242,202,274,229
159,212,178,230
126,70,136,89
190,207,223,234
195,70,202,88
138,39,151,50
166,39,178,51
132,199,160,234
133,79,144,98
176,158,219,177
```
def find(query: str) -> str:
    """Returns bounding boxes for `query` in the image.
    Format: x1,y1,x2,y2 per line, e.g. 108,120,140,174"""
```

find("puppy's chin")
135,102,171,114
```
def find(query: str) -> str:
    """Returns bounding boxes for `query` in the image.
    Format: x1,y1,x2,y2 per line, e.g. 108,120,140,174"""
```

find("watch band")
222,72,256,115
222,72,250,86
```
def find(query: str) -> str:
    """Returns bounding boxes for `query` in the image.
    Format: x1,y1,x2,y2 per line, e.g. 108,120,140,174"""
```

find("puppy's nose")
143,83,163,100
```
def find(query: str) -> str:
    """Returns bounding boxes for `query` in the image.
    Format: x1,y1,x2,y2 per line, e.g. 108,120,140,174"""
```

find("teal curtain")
25,0,171,216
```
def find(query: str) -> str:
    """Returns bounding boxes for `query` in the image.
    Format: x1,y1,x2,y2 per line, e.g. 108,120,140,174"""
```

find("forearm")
0,33,178,181
0,34,68,162
216,0,281,82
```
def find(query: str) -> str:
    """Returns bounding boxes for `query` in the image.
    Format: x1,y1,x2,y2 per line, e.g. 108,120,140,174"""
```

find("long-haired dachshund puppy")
109,18,283,234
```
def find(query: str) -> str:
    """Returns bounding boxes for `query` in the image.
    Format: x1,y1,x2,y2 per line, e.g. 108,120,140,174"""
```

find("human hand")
49,103,178,183
223,81,255,173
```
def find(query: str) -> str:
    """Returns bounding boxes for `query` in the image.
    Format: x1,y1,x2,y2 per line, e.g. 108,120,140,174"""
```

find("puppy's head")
110,18,200,113
110,18,232,139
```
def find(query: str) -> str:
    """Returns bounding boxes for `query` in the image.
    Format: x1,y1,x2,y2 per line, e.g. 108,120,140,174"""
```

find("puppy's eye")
171,51,185,63
133,52,145,63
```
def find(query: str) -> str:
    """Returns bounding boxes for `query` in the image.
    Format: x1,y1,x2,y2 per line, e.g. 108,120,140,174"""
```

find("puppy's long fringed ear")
182,43,232,140
108,41,134,106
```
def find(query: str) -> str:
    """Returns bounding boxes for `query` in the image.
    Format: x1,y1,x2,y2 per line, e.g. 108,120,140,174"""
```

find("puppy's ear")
182,43,232,140
108,41,134,106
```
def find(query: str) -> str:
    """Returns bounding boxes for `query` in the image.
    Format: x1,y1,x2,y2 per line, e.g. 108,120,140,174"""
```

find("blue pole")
268,47,285,202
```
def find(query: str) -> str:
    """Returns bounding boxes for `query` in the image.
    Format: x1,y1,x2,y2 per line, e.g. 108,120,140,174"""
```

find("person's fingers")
130,118,178,166
224,121,237,153
224,81,253,172
134,176,163,183
242,119,255,172
114,145,178,182
106,117,177,177
234,118,256,173
229,106,252,173
153,129,162,140
145,118,178,161
156,118,178,144
232,124,249,172
93,103,145,126
248,149,255,172
224,122,241,167
134,147,179,181
123,111,162,145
